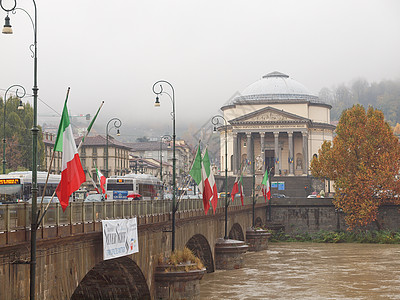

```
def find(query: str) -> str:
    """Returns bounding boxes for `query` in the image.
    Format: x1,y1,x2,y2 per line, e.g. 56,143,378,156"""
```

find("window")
93,158,97,167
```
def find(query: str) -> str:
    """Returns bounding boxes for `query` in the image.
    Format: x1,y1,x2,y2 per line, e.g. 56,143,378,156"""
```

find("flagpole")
36,190,56,226
268,168,272,222
87,170,100,194
77,101,104,151
39,150,55,211
211,115,228,239
37,88,69,224
176,142,201,206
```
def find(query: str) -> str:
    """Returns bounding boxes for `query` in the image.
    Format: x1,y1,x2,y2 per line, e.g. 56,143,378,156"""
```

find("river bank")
269,229,400,244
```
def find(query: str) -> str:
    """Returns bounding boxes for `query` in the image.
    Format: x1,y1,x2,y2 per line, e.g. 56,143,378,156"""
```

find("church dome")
236,71,319,103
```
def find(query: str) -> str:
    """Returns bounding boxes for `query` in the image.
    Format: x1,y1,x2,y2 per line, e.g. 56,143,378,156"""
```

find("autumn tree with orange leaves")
311,105,400,229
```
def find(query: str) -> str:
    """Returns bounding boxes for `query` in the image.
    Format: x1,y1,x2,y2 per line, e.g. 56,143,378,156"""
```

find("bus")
105,173,162,200
0,171,61,203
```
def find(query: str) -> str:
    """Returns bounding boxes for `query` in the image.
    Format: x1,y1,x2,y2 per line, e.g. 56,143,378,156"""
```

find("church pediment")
229,106,309,124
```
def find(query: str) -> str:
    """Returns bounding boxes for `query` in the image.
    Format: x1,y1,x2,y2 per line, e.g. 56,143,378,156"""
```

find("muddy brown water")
200,242,400,299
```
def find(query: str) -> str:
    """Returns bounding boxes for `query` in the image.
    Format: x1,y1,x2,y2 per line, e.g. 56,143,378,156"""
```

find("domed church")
220,71,335,180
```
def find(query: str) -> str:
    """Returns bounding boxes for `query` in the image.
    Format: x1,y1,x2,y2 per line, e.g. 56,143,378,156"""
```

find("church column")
246,132,252,175
274,132,279,175
260,132,265,174
288,131,294,175
302,131,308,175
233,132,238,174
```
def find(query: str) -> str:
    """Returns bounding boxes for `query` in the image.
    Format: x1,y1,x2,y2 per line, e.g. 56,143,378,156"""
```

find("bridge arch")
228,223,245,241
70,256,150,300
185,234,214,273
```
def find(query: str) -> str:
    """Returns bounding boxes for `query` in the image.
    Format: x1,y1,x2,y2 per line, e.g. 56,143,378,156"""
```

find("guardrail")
0,195,257,244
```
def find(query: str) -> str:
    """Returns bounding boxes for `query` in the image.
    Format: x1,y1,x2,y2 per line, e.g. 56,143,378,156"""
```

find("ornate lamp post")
1,1,38,298
160,135,172,200
152,80,177,251
3,84,25,174
252,138,256,228
212,115,229,239
105,118,121,178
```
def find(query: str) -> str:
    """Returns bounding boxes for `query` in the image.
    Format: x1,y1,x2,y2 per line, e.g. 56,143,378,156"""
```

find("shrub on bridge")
157,247,204,272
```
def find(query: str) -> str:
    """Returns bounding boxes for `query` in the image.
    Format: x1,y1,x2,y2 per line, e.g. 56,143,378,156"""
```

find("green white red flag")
189,144,211,214
96,166,106,194
231,174,244,205
54,96,86,211
261,169,271,202
202,148,218,214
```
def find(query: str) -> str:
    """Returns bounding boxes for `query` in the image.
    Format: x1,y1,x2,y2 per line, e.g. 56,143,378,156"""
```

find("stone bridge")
0,197,268,299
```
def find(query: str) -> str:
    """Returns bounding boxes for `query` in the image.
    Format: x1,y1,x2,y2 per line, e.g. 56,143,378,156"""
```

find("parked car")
307,194,324,198
84,193,104,202
272,193,287,198
127,193,142,200
28,196,59,204
218,192,231,198
28,196,59,221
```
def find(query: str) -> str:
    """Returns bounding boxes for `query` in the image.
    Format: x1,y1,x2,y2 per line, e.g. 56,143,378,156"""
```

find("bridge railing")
0,195,259,244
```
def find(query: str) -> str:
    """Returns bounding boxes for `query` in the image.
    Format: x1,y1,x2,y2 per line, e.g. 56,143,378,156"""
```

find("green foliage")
0,96,45,172
310,105,400,229
269,229,400,244
320,79,400,126
136,136,149,142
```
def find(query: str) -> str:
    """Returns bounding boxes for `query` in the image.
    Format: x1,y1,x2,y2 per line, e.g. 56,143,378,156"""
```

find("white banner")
102,218,139,260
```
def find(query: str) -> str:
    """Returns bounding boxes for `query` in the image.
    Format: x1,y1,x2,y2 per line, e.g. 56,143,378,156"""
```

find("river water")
200,242,400,299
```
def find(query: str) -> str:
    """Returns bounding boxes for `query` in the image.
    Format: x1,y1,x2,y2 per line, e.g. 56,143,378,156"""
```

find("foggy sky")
1,0,399,139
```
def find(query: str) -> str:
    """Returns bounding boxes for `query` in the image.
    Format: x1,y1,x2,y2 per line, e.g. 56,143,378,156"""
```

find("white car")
84,194,104,202
28,196,59,204
307,194,324,198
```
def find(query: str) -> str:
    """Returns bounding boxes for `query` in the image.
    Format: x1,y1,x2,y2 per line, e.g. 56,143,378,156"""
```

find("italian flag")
261,169,271,202
203,148,218,214
231,174,244,206
96,166,106,194
189,145,211,214
54,98,86,211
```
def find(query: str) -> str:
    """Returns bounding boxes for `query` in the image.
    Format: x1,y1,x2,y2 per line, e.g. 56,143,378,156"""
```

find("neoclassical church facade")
219,71,335,178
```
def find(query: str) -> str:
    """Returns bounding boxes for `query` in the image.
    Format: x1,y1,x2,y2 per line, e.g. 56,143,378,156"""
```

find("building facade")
128,156,172,180
220,71,335,177
43,133,130,188
127,140,193,186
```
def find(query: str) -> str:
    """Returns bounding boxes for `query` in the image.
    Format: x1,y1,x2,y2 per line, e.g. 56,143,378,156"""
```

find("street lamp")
212,115,229,239
252,138,256,228
160,134,172,200
105,117,122,178
3,84,25,174
152,80,177,251
1,1,38,299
